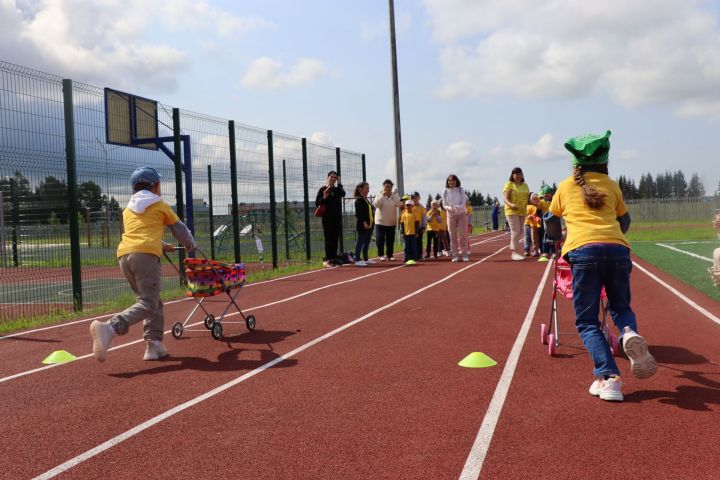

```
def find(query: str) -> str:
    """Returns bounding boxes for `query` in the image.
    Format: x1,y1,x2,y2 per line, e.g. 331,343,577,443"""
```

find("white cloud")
241,57,330,91
0,0,271,92
309,131,335,146
425,0,720,116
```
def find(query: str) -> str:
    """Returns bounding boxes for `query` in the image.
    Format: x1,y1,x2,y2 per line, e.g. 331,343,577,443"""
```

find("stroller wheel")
540,323,549,345
171,322,184,339
245,314,256,331
610,333,619,355
548,334,556,356
204,314,215,330
211,322,223,340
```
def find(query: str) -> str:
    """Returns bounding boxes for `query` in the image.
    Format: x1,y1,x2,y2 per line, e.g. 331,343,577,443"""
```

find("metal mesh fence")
0,60,366,322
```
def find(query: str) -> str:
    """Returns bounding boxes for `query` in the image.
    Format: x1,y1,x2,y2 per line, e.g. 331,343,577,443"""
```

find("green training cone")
42,350,78,365
458,352,497,368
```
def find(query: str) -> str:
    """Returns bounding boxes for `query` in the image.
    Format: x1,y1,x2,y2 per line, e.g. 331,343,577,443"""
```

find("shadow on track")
108,329,298,379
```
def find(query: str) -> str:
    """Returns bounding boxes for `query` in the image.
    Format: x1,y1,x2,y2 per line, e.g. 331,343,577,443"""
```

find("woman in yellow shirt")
549,131,656,402
503,167,529,261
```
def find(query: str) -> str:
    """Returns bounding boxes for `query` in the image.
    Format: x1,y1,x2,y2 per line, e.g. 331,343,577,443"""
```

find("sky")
2,0,720,201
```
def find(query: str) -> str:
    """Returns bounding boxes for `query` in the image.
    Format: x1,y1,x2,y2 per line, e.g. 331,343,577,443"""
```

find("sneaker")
462,256,470,262
323,260,335,268
143,340,169,361
451,256,460,262
589,377,624,402
511,252,526,261
90,320,114,362
405,259,416,265
388,257,395,261
365,260,376,265
355,261,367,266
622,327,657,379
442,250,449,257
524,251,530,256
380,256,388,262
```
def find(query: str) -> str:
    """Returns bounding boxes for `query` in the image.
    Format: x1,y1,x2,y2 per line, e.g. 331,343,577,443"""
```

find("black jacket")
315,184,346,221
354,196,374,232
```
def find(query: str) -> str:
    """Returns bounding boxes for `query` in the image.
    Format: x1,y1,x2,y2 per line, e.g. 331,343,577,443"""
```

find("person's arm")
337,184,346,197
617,212,631,234
503,189,516,210
168,220,197,251
315,187,325,207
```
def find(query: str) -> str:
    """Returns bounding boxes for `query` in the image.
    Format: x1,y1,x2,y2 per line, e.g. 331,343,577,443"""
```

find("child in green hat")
549,131,657,402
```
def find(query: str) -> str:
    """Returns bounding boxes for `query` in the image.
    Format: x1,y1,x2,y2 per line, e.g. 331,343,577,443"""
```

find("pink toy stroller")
540,241,619,356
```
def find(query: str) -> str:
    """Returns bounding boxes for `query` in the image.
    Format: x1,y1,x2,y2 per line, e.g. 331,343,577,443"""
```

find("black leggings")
375,224,396,258
322,219,341,260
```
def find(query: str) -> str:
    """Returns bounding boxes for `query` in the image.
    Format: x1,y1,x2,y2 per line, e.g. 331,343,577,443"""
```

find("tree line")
617,171,708,199
0,171,120,225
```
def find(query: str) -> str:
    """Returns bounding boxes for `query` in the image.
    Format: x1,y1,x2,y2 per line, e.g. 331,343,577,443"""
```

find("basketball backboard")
104,87,159,150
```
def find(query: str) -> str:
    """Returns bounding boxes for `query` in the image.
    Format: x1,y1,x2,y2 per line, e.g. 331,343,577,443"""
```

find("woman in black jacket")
315,170,346,266
353,182,374,266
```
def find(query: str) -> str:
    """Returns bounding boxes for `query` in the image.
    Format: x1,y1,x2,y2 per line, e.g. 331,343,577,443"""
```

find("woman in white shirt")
441,174,470,262
373,179,402,261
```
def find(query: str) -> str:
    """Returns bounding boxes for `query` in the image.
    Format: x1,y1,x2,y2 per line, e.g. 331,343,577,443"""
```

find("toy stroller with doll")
164,249,256,340
539,213,619,356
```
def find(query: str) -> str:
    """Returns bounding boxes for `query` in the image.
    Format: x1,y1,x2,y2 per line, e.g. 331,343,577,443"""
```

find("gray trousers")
109,253,164,341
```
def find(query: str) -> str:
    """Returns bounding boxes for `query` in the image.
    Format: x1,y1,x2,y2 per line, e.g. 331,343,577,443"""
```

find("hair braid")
573,165,607,209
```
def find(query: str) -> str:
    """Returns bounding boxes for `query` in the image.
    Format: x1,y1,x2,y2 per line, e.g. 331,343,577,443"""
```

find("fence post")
282,159,290,260
336,147,344,253
208,165,215,259
362,153,366,182
267,130,278,269
0,190,5,267
302,138,311,260
172,108,186,279
228,120,241,263
62,79,83,312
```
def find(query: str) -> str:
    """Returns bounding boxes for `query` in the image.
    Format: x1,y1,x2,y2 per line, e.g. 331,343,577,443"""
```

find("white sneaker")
462,255,470,262
355,261,367,266
451,256,460,262
380,256,387,262
622,327,657,379
589,377,624,402
90,320,114,362
365,260,376,265
143,340,169,361
511,252,525,261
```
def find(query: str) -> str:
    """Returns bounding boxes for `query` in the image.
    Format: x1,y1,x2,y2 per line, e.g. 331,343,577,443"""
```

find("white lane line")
633,261,720,327
0,265,405,384
459,258,553,480
33,245,508,480
2,234,507,340
2,232,508,382
656,243,712,262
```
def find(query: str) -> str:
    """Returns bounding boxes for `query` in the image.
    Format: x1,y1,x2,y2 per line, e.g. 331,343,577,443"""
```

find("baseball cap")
405,199,413,206
130,166,161,188
411,191,420,198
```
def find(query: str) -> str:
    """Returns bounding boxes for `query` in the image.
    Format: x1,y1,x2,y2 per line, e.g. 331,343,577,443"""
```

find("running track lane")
0,232,506,382
4,235,523,478
475,254,720,480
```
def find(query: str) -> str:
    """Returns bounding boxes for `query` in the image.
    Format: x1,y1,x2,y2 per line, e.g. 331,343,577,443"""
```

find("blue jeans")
568,244,638,378
354,229,372,261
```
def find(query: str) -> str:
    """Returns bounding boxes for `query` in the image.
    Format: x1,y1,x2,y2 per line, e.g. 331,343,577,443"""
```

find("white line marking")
33,246,508,480
459,258,553,480
656,243,712,262
633,261,720,327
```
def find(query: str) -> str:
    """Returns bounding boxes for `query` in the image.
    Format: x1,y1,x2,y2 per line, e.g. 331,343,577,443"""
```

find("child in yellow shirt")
90,167,197,362
549,130,656,402
399,200,418,265
425,200,445,259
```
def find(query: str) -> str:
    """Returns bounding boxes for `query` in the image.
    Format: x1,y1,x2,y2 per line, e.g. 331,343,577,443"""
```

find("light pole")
388,0,404,196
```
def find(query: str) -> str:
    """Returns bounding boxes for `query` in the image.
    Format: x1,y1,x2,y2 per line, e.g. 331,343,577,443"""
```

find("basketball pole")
388,0,404,197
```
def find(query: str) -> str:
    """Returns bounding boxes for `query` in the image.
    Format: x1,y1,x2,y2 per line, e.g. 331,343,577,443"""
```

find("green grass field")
629,222,720,302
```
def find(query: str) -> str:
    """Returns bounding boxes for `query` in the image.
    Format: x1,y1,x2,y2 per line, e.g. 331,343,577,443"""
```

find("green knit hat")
540,185,554,195
564,130,611,166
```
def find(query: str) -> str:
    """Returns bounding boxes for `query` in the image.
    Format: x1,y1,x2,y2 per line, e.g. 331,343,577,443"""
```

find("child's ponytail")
572,165,607,209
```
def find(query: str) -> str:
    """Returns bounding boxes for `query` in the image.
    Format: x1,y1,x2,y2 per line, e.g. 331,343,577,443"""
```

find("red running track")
0,231,719,479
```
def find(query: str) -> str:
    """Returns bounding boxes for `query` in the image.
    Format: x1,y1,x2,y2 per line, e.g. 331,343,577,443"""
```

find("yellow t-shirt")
537,199,551,215
549,172,630,256
413,204,426,230
117,201,180,258
503,181,529,217
525,205,540,228
426,209,444,231
400,210,416,236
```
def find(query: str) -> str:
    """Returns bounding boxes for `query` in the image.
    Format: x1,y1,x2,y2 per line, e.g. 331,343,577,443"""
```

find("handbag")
314,204,326,217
